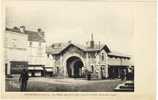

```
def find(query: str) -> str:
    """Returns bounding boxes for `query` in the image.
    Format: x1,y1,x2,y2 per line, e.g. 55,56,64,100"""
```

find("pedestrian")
19,68,29,91
87,71,91,80
120,70,125,81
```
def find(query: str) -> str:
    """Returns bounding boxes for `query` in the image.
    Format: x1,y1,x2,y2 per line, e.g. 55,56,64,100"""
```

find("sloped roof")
108,52,130,58
6,27,45,42
46,43,71,54
25,30,45,42
46,42,110,55
85,44,103,51
46,42,130,58
6,27,26,34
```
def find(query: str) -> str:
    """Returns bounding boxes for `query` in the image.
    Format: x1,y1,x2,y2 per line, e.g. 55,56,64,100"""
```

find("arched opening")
66,56,83,78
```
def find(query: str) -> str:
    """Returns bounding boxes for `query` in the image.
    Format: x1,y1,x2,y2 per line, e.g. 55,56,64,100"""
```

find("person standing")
19,69,29,91
87,71,91,80
120,69,125,81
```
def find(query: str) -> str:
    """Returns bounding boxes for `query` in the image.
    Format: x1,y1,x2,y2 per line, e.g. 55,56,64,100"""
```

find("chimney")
37,28,42,32
19,26,25,33
37,28,45,37
68,40,72,44
90,33,94,48
86,41,89,47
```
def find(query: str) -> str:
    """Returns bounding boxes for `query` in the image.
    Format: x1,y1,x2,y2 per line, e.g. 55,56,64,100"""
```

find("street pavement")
6,77,124,92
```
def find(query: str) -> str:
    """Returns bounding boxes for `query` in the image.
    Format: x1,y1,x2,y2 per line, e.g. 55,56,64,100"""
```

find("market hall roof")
108,52,130,59
6,26,45,42
46,42,111,54
46,42,130,59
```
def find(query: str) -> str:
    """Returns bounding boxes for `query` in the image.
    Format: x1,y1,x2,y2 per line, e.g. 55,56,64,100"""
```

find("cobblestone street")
6,77,124,92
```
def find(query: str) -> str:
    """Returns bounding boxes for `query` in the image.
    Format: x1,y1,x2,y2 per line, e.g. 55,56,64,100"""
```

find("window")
101,53,104,61
91,53,96,58
29,42,32,47
58,43,61,47
56,67,60,74
51,44,55,48
88,53,90,58
39,42,41,47
91,65,94,73
12,39,16,47
47,54,49,58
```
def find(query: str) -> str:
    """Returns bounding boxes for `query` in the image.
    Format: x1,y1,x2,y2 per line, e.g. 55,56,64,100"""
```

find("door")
73,65,80,78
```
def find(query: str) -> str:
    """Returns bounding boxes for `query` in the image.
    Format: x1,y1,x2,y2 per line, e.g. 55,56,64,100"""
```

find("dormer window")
51,44,55,48
58,43,61,47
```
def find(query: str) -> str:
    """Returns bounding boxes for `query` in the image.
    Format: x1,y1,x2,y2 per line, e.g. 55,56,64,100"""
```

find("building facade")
46,35,132,79
5,26,132,79
5,26,28,75
5,26,48,75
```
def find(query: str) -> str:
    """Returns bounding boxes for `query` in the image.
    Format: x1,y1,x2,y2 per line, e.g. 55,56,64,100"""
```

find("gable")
100,45,111,53
61,44,85,55
100,49,107,54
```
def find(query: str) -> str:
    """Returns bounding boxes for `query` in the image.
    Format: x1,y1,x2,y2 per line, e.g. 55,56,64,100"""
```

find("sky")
5,0,134,55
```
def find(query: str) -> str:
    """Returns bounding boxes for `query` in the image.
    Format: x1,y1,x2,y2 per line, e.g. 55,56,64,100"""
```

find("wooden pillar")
64,64,68,77
59,54,63,76
105,53,109,78
86,53,90,70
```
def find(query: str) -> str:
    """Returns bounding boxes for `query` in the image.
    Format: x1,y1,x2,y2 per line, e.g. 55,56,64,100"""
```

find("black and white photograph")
4,0,137,92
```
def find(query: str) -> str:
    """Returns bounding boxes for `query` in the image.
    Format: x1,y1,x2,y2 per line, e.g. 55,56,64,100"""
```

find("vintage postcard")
0,0,156,100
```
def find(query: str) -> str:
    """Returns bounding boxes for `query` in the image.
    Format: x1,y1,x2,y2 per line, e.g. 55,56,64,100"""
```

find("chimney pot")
68,40,71,44
37,28,45,37
19,26,25,33
37,28,42,32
